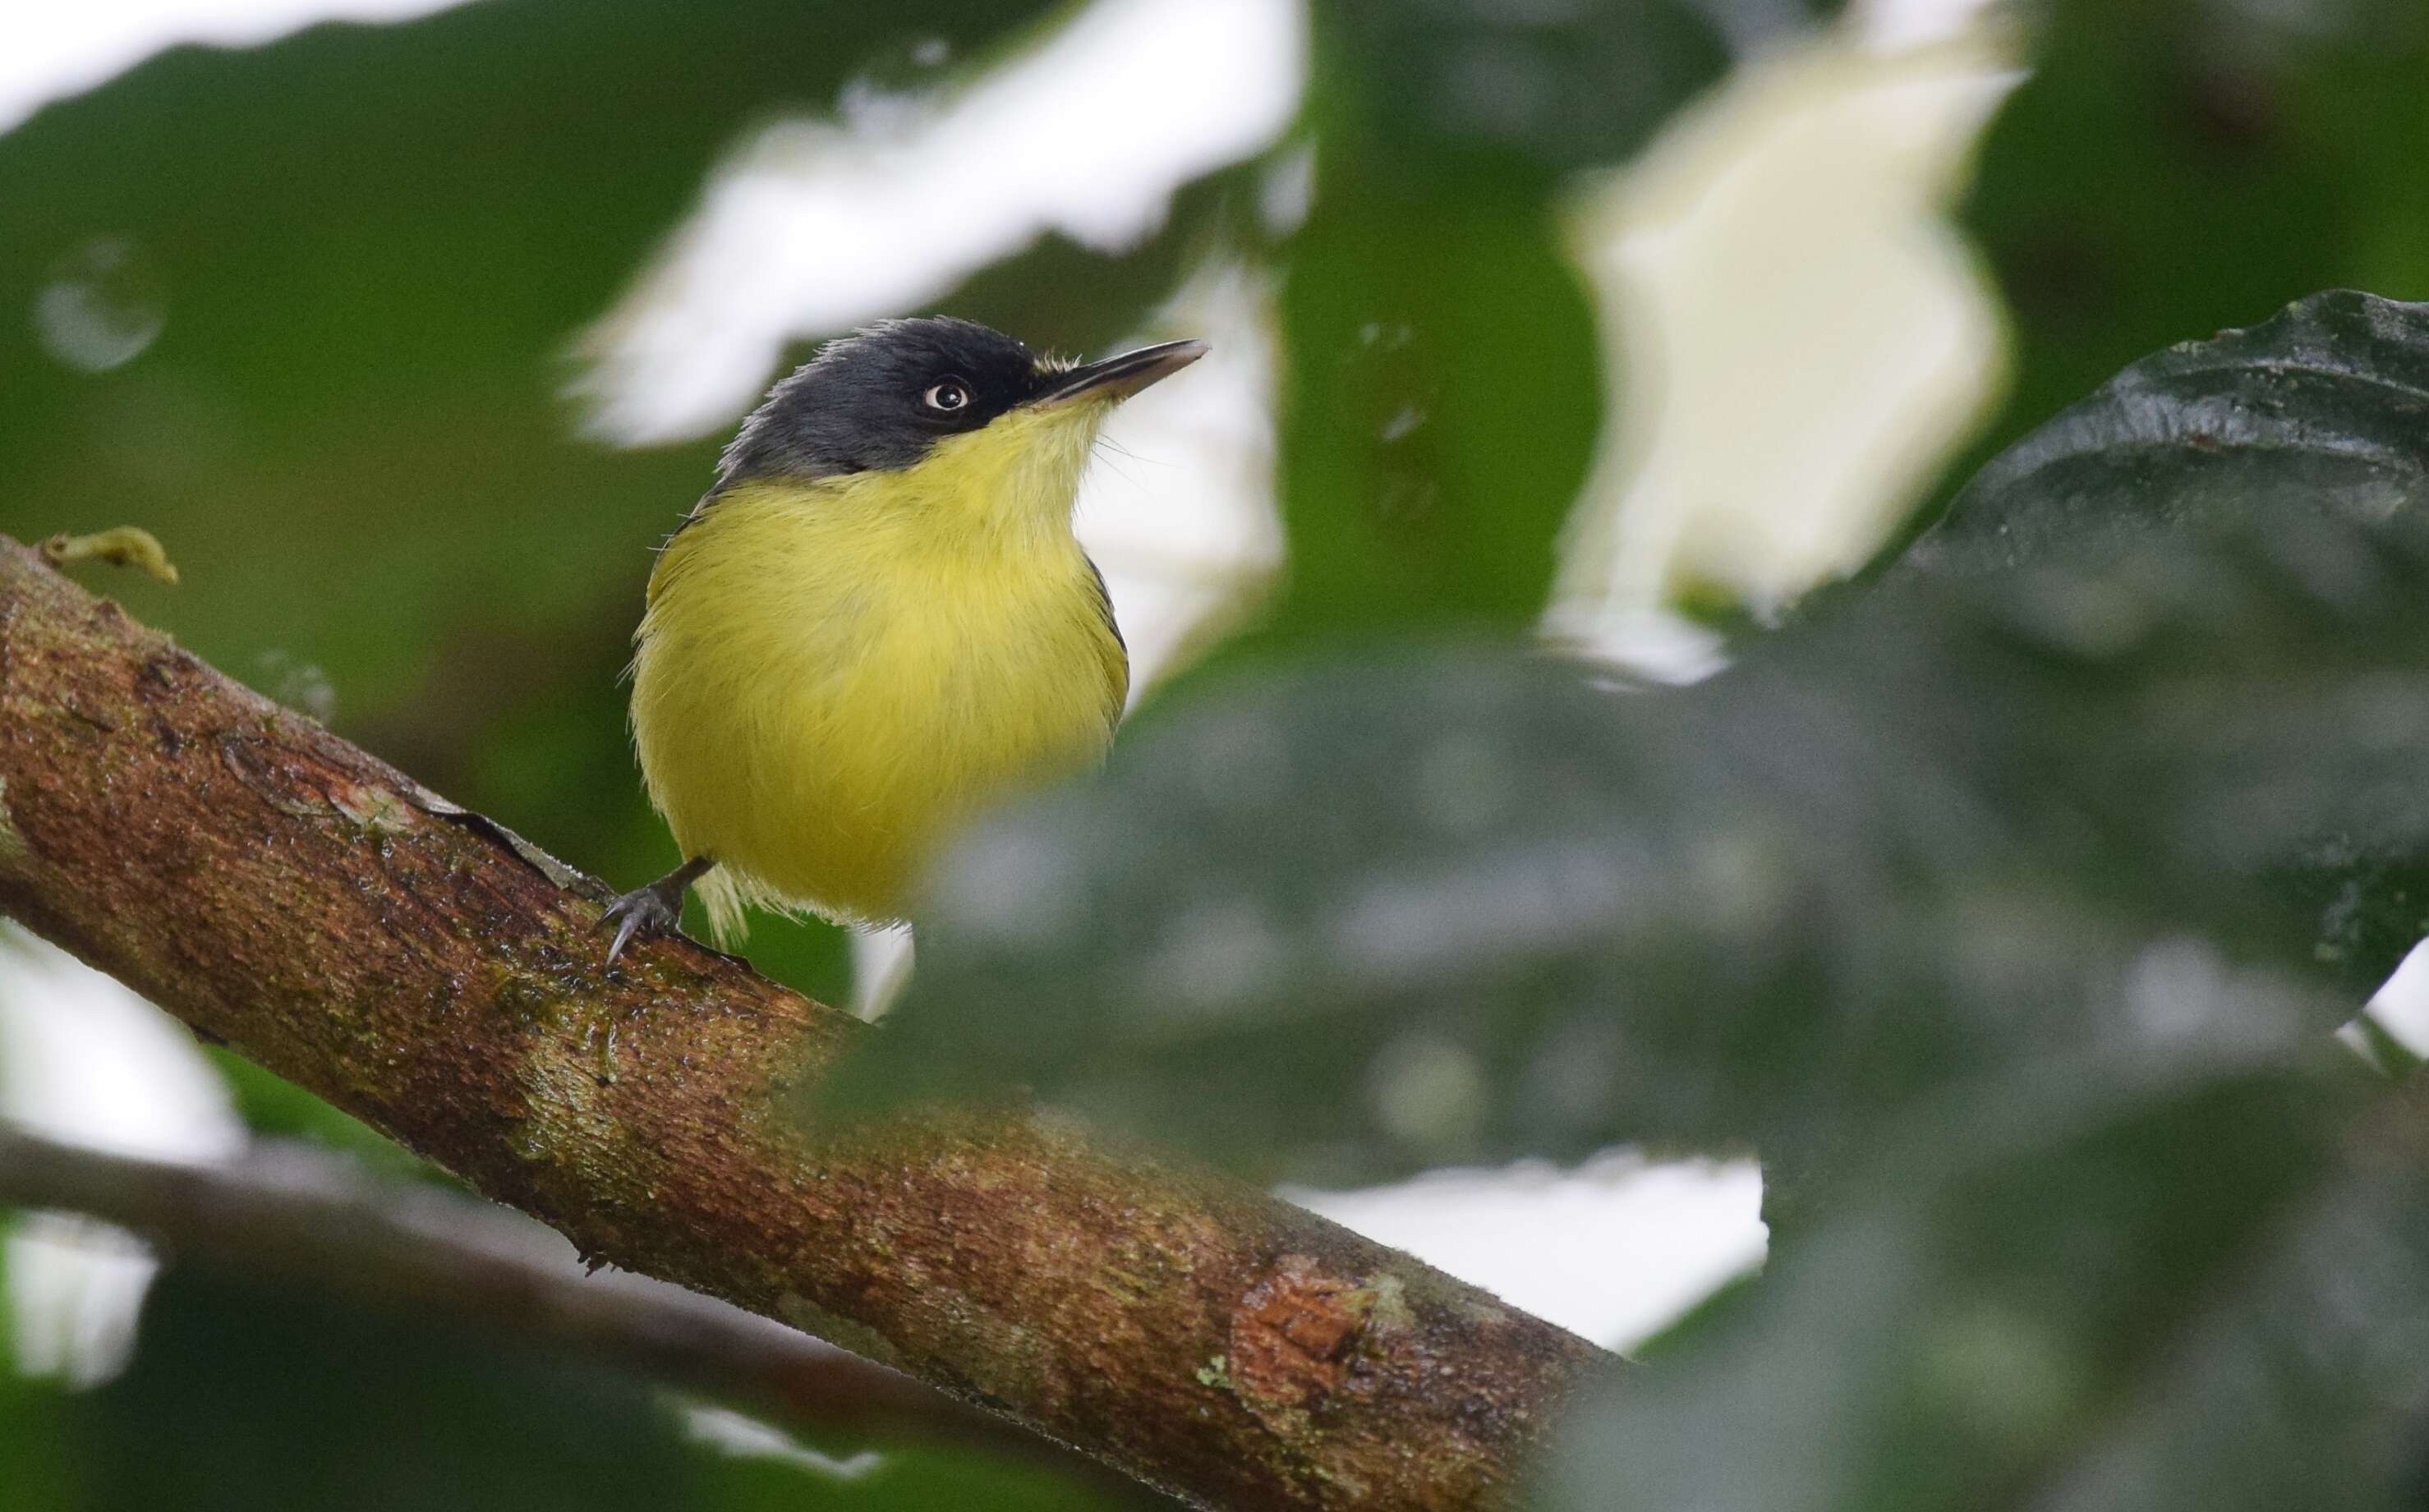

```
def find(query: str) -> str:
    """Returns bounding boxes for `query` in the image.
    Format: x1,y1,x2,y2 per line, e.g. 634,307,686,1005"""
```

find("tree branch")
0,1122,1164,1501
0,539,1608,1511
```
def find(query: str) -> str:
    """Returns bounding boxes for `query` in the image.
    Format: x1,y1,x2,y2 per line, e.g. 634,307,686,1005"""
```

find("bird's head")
715,316,1205,532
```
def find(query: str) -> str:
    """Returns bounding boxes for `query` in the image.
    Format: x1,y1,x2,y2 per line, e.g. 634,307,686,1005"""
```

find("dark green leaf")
1534,1058,2429,1512
1311,1,1731,178
1258,172,1603,644
66,1263,692,1512
1920,291,2429,572
1911,0,2429,558
9,1258,1127,1512
1308,0,1842,178
1916,290,2429,995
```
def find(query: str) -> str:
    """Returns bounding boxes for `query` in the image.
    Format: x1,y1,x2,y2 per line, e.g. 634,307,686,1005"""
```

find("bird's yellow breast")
628,441,1126,938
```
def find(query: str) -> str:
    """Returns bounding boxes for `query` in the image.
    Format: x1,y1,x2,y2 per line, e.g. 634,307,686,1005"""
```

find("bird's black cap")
715,317,1205,487
719,317,1045,484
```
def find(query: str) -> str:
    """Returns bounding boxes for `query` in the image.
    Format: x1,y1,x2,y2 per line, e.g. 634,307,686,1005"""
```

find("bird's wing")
1083,553,1130,729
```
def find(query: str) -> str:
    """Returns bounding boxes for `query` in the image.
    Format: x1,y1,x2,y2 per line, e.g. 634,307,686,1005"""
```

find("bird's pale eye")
923,379,972,412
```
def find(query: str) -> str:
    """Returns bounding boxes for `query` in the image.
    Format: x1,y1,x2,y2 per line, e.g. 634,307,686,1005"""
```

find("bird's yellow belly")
628,502,1123,935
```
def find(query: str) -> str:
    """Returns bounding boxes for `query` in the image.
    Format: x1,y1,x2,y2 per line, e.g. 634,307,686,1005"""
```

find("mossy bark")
0,539,1610,1511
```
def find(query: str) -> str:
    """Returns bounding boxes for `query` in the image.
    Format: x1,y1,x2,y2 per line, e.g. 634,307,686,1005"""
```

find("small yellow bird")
605,317,1205,960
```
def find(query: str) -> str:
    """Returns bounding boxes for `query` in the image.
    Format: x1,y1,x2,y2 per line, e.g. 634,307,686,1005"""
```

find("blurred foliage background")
7,0,2429,1507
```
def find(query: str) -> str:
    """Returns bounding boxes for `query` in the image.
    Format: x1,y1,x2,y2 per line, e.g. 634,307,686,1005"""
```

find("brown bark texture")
0,538,1610,1511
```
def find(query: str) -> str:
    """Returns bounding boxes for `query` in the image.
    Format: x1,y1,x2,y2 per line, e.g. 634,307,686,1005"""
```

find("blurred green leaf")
832,292,2429,1201
1261,168,1602,642
1536,1056,2429,1511
1916,289,2429,995
1911,0,2429,554
2,1259,1126,1512
66,1263,692,1512
1310,0,1842,178
830,614,2338,1195
1313,1,1729,179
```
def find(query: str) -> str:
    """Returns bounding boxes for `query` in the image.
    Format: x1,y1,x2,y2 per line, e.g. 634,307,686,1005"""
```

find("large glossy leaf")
1919,292,2429,571
1534,1056,2429,1512
1911,0,2429,554
1915,290,2429,996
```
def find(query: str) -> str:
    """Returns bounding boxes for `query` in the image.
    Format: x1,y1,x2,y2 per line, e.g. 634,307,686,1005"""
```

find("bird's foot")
601,878,686,964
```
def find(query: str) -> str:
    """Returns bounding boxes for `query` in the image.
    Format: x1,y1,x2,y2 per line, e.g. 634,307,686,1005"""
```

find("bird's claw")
600,883,683,964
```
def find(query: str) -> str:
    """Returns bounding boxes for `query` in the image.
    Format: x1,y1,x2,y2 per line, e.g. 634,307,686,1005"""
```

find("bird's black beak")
1031,338,1208,409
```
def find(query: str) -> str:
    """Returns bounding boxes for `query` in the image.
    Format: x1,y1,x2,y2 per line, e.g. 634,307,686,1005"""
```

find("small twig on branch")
0,537,1608,1512
0,1122,1160,1499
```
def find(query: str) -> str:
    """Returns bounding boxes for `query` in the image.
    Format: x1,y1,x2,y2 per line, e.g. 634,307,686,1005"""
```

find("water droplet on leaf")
34,236,164,373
